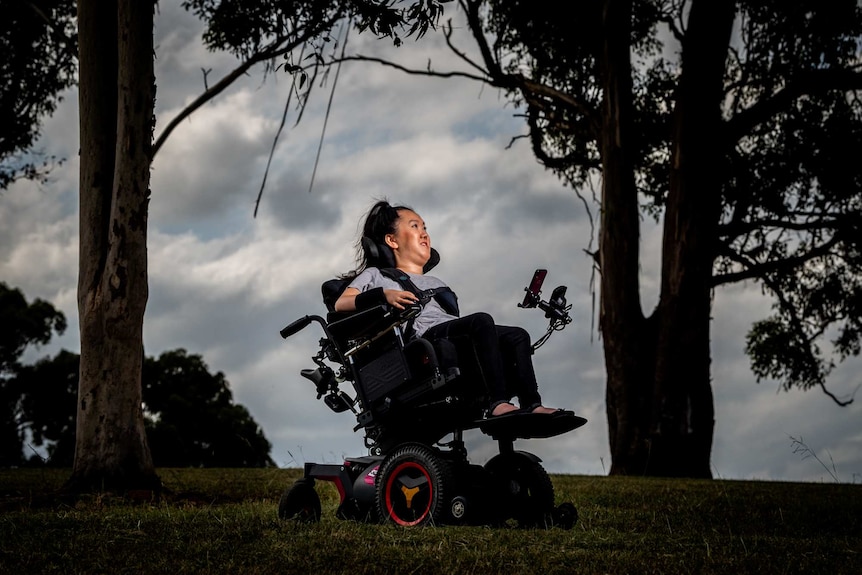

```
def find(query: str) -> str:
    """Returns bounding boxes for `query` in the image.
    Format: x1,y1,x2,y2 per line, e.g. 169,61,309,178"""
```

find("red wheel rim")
384,460,433,526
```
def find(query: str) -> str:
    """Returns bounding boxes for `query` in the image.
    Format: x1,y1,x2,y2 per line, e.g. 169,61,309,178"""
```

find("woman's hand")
384,289,419,310
334,287,419,312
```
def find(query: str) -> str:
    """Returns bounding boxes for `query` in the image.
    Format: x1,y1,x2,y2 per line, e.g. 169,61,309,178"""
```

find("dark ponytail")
340,198,412,279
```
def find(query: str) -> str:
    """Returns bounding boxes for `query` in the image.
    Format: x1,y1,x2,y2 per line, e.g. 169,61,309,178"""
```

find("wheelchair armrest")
326,304,401,343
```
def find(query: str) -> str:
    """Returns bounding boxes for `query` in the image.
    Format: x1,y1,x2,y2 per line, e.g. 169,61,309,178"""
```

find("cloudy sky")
2,2,859,483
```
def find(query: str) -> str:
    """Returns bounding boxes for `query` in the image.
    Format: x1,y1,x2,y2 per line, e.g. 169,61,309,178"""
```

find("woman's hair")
341,198,413,279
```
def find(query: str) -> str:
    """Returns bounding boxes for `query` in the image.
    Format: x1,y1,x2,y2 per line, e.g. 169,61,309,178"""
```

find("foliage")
143,349,275,468
0,0,77,189
183,0,449,58
0,282,66,374
0,285,273,468
5,347,275,468
0,469,860,574
14,350,78,466
724,1,862,397
0,283,66,467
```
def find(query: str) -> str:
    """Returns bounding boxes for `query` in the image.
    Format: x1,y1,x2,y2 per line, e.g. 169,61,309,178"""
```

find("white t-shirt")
348,267,457,337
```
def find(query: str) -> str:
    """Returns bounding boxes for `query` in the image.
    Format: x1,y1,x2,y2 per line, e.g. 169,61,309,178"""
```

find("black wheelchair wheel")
376,443,453,526
552,501,579,530
278,479,322,523
485,452,555,528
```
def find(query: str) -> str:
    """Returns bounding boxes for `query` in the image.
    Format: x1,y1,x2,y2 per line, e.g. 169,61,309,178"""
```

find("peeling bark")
69,0,160,494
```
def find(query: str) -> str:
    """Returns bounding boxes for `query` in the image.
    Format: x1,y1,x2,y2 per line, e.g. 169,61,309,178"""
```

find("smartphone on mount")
519,269,547,308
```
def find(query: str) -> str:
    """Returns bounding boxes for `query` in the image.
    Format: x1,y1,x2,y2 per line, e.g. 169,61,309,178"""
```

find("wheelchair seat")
311,241,491,452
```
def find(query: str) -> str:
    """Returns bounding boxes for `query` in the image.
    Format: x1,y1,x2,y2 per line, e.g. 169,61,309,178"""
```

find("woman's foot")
531,405,566,415
490,402,519,417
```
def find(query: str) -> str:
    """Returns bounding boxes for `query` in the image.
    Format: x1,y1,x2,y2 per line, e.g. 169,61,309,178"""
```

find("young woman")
335,200,568,417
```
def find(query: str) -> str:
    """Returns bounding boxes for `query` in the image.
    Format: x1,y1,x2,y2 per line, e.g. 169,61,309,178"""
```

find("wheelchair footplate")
477,410,587,440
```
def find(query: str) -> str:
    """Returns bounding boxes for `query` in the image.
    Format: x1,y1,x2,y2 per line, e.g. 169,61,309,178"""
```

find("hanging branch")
151,13,342,160
253,45,307,218
307,20,351,195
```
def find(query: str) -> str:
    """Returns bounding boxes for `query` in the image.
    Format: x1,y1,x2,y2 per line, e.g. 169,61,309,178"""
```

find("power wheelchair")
276,240,587,528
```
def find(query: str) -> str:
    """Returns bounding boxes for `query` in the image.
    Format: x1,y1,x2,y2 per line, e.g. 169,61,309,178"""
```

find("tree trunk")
68,0,159,493
601,0,735,477
597,0,653,476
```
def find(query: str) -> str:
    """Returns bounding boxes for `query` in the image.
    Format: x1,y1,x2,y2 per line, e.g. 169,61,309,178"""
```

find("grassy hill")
1,468,859,574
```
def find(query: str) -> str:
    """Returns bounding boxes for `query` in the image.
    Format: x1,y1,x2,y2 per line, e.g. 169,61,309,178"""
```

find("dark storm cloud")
258,174,346,232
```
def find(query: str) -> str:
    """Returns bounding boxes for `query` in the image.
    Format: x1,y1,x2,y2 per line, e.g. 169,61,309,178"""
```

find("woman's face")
386,209,431,268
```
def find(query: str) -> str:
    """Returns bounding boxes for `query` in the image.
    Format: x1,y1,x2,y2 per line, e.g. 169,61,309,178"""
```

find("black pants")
422,312,542,410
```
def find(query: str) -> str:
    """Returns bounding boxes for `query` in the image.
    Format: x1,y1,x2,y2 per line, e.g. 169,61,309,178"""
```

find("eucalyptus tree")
425,0,862,476
72,0,447,492
73,0,160,493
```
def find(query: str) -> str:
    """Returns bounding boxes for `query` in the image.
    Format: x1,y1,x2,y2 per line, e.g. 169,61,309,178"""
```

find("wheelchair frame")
276,269,587,528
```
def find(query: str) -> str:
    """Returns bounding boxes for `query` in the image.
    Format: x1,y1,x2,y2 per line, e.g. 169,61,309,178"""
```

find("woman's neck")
396,263,424,275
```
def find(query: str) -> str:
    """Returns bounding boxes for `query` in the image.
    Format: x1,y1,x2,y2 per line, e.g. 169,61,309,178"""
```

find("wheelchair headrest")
361,236,440,273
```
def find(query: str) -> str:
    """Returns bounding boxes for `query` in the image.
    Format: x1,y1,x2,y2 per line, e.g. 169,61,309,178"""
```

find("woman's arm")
334,287,360,312
334,286,419,312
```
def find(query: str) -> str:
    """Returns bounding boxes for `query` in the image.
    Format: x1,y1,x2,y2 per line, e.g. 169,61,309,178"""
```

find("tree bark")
597,0,653,476
602,0,735,477
69,0,159,493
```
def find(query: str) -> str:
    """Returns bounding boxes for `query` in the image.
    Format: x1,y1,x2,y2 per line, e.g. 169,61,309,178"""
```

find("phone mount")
518,269,573,350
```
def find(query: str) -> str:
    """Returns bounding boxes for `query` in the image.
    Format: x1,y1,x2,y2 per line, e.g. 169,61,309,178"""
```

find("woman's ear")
384,234,398,249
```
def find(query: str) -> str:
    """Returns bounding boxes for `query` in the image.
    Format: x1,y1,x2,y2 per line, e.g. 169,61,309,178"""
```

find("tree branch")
151,15,342,159
726,67,862,144
336,53,487,82
818,380,856,406
719,214,843,240
712,233,840,286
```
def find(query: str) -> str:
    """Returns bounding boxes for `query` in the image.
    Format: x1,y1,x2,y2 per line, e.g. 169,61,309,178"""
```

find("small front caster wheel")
278,479,321,523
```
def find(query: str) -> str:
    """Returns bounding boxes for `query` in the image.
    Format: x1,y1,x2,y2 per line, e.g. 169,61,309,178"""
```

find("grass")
1,467,860,574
